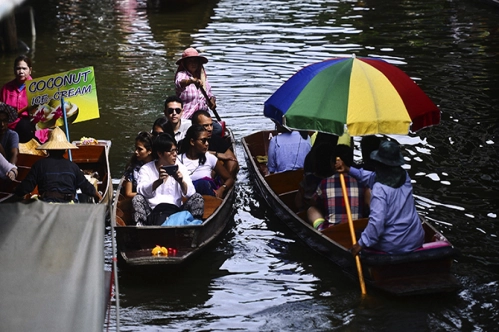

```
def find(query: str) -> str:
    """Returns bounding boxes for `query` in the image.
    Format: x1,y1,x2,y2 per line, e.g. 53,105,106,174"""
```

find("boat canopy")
0,201,107,332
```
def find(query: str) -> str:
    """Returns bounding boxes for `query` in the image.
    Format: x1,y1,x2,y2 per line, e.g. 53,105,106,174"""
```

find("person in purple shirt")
267,122,311,174
335,140,425,255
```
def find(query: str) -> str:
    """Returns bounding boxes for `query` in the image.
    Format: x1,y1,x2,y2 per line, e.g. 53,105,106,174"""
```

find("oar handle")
199,85,222,122
338,167,367,295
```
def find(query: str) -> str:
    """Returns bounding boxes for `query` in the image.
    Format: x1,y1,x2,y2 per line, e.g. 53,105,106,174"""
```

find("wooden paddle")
199,85,222,122
338,163,367,295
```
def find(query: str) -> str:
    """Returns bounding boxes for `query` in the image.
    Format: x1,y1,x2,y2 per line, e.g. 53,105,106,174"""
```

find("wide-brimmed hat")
0,102,18,123
370,141,405,166
36,127,78,150
175,47,208,65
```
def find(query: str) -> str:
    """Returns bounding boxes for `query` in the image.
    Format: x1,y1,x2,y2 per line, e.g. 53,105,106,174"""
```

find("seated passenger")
267,122,311,174
307,144,367,231
122,132,154,199
151,117,175,141
14,127,102,203
0,108,19,164
191,110,238,178
358,135,381,171
296,142,335,211
178,124,234,198
335,140,425,255
135,133,203,225
163,95,191,144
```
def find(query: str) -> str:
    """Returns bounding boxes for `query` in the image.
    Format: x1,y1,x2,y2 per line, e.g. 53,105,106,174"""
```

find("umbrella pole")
339,172,367,295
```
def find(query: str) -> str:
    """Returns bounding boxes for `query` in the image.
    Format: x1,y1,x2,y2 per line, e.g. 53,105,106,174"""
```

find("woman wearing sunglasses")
179,124,234,199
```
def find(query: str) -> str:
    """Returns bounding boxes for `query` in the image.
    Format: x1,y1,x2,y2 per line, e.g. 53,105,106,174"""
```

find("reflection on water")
2,0,499,330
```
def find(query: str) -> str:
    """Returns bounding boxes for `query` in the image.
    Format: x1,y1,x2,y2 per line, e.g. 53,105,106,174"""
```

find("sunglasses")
166,108,182,115
197,138,209,144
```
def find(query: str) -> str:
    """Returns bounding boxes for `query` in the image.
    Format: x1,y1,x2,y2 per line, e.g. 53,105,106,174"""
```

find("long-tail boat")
242,130,460,296
111,128,237,271
0,139,113,211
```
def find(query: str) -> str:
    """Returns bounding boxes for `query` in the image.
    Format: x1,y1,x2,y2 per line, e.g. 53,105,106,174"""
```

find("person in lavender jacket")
335,140,424,255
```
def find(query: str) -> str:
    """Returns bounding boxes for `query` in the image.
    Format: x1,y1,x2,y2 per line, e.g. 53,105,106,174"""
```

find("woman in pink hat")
174,48,218,122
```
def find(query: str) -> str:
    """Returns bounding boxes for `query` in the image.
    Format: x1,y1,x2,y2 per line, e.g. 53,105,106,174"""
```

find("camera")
161,164,178,175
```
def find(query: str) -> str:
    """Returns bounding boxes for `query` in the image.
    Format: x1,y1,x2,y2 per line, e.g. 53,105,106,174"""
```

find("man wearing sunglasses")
163,96,191,143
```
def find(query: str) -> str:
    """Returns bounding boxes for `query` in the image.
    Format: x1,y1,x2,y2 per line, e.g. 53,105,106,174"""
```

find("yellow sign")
26,67,100,129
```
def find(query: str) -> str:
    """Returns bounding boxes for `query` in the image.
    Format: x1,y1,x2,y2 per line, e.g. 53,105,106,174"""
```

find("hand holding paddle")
336,157,367,295
199,85,222,122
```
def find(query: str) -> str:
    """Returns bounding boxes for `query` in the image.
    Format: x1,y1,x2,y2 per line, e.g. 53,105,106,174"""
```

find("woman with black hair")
179,124,234,198
122,131,154,199
135,133,203,225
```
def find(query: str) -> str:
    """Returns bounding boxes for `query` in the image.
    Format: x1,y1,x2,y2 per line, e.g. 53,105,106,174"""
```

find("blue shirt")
349,167,424,254
267,131,311,173
0,128,19,162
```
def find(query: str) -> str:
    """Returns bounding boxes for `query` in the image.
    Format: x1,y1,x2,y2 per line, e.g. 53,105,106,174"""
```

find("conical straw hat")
19,138,47,156
36,127,79,150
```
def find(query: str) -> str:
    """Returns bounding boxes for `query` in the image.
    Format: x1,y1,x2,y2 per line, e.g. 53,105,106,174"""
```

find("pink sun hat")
176,47,208,65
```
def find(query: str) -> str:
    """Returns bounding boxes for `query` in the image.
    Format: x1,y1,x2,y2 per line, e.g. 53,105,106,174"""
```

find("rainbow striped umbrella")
264,56,440,136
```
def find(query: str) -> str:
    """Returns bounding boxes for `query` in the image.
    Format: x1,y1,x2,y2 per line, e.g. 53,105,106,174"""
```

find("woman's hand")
158,167,169,182
172,170,183,184
190,78,201,88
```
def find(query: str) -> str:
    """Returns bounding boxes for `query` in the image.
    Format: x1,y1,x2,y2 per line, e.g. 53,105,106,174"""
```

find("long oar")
199,85,222,122
339,170,367,295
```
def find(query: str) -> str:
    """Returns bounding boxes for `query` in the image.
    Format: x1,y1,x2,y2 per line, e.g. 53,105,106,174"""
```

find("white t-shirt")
136,159,195,209
174,120,191,143
179,152,217,181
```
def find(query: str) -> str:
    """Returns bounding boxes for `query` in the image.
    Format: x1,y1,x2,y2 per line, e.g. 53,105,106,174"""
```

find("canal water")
1,0,498,330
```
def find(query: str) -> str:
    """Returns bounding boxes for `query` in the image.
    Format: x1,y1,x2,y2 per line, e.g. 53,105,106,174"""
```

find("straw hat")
19,138,48,156
175,47,208,65
36,127,79,150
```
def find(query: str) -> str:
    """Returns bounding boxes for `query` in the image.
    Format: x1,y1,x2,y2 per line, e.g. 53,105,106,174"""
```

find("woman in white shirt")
135,133,203,225
178,124,234,199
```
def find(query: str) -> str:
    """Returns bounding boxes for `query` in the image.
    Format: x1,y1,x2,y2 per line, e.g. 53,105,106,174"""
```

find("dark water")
2,0,498,330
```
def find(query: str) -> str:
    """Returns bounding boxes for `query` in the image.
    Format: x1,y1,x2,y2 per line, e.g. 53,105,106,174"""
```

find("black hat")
370,141,405,166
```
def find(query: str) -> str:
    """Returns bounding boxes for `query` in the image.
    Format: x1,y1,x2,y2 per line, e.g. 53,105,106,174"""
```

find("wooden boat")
111,128,237,271
242,130,461,296
0,139,113,210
